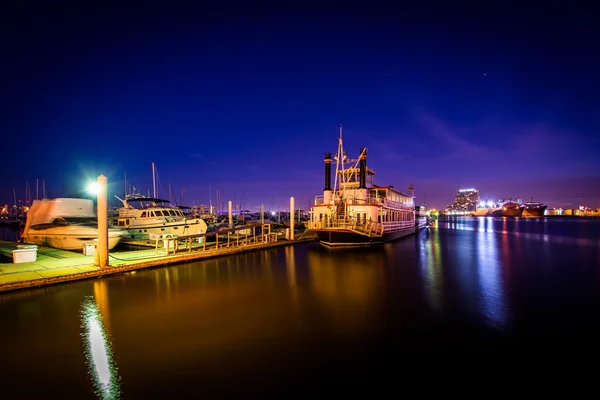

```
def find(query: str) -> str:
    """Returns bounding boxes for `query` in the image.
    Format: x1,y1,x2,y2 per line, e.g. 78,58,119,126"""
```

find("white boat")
307,125,421,247
109,194,208,243
21,198,126,251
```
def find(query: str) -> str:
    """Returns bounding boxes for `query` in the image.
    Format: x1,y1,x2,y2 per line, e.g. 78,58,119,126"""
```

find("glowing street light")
87,182,101,195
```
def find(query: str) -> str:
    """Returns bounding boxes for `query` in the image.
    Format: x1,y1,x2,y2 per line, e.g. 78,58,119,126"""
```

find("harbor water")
1,217,599,397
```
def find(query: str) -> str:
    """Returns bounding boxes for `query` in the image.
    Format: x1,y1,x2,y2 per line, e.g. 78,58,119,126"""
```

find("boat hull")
118,219,207,243
23,227,125,251
314,226,417,247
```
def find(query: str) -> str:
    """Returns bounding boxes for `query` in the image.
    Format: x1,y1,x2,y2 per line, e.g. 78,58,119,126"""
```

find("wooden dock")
0,226,318,294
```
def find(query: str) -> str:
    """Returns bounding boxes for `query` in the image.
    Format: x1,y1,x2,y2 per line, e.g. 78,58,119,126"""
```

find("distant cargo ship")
522,200,547,217
471,208,492,217
492,201,524,217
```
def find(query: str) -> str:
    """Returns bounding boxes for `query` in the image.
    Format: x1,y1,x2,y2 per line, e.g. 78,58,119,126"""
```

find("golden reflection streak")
285,246,299,309
307,247,383,335
93,280,111,333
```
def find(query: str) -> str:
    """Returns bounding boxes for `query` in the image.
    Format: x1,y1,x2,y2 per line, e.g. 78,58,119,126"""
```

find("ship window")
169,210,177,216
141,211,147,218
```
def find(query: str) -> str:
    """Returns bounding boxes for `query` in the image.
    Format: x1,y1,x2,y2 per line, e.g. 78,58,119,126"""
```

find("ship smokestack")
324,152,332,191
359,148,367,189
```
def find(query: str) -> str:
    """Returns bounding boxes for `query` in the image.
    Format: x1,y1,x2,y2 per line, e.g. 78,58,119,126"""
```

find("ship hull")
492,206,524,217
522,205,547,217
314,226,417,247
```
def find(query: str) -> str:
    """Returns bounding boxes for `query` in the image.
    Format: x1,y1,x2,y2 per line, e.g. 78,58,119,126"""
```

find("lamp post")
87,175,109,268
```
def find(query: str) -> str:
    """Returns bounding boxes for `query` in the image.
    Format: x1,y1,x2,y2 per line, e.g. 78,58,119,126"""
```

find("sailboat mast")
124,170,127,197
152,162,156,198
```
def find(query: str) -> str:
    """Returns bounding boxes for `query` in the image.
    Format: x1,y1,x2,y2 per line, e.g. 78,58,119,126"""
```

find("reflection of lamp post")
87,175,109,268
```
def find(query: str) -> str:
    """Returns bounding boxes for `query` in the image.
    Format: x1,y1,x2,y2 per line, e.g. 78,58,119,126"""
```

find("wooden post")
97,175,109,268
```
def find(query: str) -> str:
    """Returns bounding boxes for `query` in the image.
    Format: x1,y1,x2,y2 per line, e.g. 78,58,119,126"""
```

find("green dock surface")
0,233,317,293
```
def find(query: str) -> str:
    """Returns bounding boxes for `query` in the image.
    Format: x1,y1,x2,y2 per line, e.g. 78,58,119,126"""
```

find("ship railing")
313,195,414,210
308,216,386,237
308,217,414,234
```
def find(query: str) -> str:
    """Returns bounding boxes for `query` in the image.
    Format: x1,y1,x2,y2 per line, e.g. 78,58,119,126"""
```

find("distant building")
446,188,480,212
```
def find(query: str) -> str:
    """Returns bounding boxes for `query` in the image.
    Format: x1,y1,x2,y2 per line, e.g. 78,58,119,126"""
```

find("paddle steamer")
307,125,421,247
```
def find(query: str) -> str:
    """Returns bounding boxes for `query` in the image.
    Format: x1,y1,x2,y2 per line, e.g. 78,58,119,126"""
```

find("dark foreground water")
1,217,599,397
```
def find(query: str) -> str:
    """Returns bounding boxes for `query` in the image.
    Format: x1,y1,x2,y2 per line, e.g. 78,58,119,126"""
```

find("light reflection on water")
475,218,508,328
307,246,385,336
419,227,444,313
419,219,509,329
442,217,600,247
81,286,121,400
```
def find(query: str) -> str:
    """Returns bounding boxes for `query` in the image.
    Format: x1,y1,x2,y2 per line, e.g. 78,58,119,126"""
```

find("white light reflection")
80,296,121,399
475,218,509,329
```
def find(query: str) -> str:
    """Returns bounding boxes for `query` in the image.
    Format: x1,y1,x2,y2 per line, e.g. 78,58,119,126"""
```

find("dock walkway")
0,229,317,293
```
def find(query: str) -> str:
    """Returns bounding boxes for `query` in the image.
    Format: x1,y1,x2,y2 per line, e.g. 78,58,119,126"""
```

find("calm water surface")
1,217,599,397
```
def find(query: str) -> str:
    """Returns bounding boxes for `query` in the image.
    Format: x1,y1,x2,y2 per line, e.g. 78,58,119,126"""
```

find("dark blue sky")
2,3,599,211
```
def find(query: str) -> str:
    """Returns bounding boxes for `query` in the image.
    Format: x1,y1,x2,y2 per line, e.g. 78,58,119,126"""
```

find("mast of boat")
152,162,157,198
42,180,46,199
36,179,39,200
124,170,127,197
333,124,344,198
13,189,16,207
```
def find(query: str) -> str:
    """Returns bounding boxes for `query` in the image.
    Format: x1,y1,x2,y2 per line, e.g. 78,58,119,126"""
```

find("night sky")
2,3,599,211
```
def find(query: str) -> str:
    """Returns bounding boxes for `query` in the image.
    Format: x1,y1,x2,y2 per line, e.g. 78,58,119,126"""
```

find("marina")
1,3,598,396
